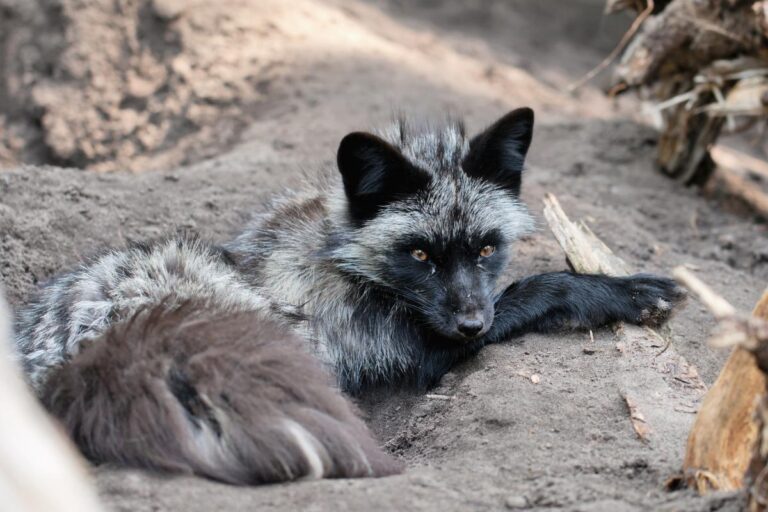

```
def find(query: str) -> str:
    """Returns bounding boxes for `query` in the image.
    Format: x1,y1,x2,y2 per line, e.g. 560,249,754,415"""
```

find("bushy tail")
42,302,402,484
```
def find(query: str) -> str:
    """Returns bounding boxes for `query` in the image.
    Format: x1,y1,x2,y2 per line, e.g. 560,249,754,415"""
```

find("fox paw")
623,274,687,327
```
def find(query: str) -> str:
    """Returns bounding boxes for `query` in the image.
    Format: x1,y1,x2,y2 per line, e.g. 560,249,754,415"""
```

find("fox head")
331,109,535,342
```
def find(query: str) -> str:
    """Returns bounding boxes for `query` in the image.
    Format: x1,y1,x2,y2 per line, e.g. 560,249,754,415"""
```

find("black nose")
457,316,484,338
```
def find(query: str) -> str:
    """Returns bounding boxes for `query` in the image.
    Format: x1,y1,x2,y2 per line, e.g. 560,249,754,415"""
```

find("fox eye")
411,248,429,262
479,245,495,258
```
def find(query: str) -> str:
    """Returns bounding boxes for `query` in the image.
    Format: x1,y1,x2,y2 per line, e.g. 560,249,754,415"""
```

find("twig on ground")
623,393,651,442
712,167,768,220
673,267,737,319
566,0,654,92
711,145,768,180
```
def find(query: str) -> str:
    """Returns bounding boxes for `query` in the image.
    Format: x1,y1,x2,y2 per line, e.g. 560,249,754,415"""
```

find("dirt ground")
2,0,768,510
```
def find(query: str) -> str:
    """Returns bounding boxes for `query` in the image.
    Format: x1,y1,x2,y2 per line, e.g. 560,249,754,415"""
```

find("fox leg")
484,272,686,342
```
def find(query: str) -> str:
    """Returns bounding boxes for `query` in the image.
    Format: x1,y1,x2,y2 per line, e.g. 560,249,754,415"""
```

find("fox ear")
337,132,430,223
462,108,534,196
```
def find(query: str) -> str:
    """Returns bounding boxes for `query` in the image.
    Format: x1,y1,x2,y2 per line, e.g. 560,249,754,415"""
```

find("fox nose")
456,315,484,338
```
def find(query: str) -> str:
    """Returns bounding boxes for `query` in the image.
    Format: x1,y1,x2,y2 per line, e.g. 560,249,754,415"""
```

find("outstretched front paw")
623,274,687,327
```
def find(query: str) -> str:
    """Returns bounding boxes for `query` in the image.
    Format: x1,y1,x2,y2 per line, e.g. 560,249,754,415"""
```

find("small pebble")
505,496,528,509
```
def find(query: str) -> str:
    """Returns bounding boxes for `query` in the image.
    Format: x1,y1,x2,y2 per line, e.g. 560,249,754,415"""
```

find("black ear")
462,108,534,196
337,132,431,223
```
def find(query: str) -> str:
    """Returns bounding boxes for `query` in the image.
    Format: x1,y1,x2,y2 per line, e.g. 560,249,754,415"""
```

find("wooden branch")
542,194,706,452
710,160,768,221
711,145,768,182
0,292,103,512
675,267,768,350
673,267,737,319
542,194,631,277
606,0,768,185
656,97,724,185
672,267,768,493
566,0,654,93
748,285,768,511
612,0,760,88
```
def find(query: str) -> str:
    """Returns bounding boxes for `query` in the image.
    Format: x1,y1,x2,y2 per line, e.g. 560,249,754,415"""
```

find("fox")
11,107,685,484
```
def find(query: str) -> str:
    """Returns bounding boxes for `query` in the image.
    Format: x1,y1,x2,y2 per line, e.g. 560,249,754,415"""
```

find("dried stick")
710,145,768,183
542,193,631,276
566,0,655,93
673,267,737,319
711,166,768,221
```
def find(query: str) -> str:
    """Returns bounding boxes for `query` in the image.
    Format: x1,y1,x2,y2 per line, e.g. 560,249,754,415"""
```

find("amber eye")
479,245,495,258
411,248,429,262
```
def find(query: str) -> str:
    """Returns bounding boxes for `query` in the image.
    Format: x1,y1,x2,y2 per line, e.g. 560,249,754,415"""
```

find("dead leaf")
623,394,651,442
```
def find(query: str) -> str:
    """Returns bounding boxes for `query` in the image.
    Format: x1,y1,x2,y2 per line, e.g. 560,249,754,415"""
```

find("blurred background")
2,0,767,213
0,0,632,173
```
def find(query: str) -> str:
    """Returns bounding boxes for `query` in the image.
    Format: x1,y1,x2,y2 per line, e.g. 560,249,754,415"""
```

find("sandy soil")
2,1,768,510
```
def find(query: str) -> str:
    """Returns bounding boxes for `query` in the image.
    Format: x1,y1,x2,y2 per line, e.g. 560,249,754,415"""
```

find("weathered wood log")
657,102,723,185
0,291,103,512
674,267,768,493
671,271,768,506
605,0,768,184
749,398,768,511
746,293,768,511
543,194,706,451
661,78,768,185
611,0,761,89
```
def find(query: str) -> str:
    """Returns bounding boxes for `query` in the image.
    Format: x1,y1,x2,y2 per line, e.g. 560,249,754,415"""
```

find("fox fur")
11,107,686,484
42,302,402,484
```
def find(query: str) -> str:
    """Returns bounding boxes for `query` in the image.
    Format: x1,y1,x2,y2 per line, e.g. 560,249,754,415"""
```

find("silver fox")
12,108,685,484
